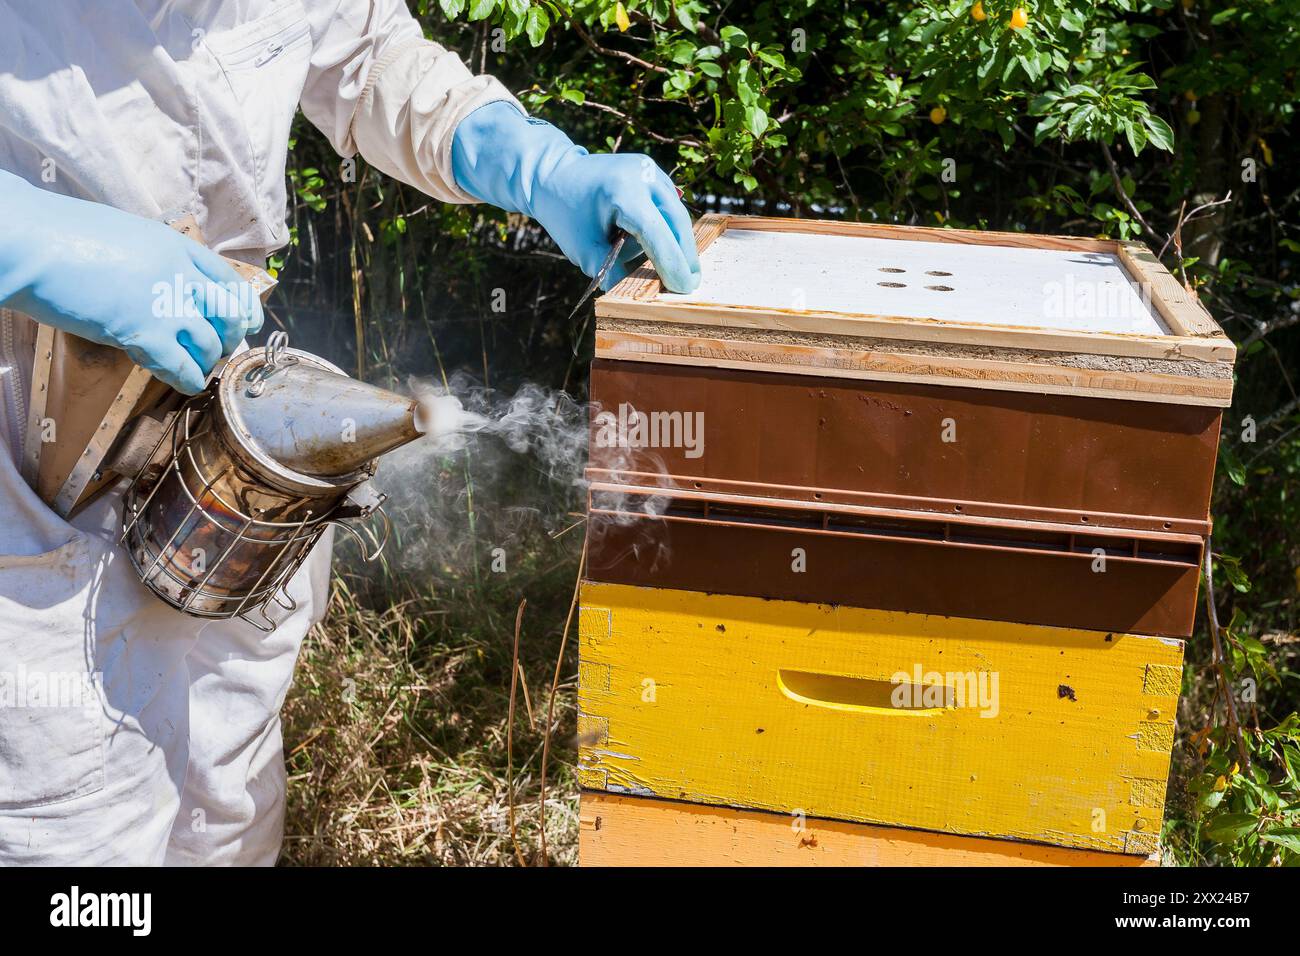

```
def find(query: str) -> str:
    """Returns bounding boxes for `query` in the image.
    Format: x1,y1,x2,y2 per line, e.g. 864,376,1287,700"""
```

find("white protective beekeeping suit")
0,0,519,865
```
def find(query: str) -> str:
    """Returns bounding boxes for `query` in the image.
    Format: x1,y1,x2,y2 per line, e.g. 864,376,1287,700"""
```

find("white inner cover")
663,228,1168,335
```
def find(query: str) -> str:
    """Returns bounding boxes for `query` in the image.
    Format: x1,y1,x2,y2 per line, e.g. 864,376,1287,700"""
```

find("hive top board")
666,227,1166,336
595,214,1236,407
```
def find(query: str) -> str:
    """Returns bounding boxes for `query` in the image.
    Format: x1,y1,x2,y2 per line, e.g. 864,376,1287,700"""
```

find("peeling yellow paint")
1137,721,1176,752
578,660,611,694
1128,777,1165,808
1143,662,1182,697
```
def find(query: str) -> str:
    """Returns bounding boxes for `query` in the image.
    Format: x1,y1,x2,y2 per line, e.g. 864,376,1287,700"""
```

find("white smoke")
356,374,670,576
412,388,490,452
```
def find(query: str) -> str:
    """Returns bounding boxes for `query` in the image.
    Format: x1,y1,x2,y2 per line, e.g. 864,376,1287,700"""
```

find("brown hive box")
585,214,1235,637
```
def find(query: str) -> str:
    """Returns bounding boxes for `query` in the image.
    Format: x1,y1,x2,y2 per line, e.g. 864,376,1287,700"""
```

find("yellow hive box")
580,792,1158,867
577,582,1184,855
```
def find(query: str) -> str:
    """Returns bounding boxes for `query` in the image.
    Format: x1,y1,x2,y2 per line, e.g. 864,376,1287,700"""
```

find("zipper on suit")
216,21,310,70
0,308,27,462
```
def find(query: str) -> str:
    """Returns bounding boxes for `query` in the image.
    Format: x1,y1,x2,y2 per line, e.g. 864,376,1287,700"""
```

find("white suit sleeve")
299,0,524,203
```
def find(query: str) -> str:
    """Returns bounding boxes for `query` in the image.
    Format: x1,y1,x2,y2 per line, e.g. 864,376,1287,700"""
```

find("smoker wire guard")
119,334,392,632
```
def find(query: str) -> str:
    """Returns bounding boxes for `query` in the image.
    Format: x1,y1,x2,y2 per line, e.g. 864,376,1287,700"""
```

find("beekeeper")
0,1,700,865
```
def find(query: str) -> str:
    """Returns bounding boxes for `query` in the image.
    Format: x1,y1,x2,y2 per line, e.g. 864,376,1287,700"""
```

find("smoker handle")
329,505,392,563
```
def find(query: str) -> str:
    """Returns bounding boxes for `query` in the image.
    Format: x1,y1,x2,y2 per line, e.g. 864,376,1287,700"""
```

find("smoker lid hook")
244,330,299,397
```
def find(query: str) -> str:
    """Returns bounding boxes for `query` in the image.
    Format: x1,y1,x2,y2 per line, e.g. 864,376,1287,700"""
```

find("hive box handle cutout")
777,669,955,716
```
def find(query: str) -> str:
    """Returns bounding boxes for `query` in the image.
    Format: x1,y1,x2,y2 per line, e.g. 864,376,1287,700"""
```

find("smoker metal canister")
121,335,403,629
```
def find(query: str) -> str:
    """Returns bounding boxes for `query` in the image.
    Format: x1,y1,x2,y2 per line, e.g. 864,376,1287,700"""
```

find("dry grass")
278,534,582,866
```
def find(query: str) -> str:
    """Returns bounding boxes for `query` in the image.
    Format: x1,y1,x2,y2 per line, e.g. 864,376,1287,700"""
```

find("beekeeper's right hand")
0,170,263,394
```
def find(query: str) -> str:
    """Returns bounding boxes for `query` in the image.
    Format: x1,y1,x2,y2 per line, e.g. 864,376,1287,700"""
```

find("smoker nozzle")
226,357,423,480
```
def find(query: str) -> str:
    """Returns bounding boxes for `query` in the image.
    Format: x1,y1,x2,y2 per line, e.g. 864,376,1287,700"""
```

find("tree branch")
1203,538,1253,774
1241,310,1300,351
569,18,669,74
1158,192,1235,260
564,96,704,147
1101,141,1155,236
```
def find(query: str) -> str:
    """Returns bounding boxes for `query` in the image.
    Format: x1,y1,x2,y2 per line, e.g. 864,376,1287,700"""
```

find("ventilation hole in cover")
877,281,907,288
925,285,955,292
879,267,905,273
926,270,953,276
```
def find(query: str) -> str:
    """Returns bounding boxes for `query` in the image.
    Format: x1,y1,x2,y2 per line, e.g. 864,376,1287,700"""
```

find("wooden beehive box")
578,215,1233,865
587,214,1234,638
577,582,1181,857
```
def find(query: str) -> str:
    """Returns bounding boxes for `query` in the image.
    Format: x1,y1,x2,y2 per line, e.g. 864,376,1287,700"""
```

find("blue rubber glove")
0,170,263,394
452,102,701,293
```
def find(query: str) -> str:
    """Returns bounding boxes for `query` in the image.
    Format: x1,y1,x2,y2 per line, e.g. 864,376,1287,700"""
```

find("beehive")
580,214,1233,865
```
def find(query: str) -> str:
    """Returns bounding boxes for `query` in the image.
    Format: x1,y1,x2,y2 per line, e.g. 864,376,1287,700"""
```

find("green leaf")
1066,104,1092,139
1198,788,1226,811
1261,828,1300,854
1125,121,1148,155
916,18,947,45
720,25,748,47
1217,553,1252,593
1029,92,1060,115
1205,812,1258,844
977,49,1000,82
1033,115,1061,144
669,40,696,65
559,88,585,104
1220,445,1247,487
1060,9,1087,33
997,120,1015,150
524,5,549,47
466,0,495,22
1143,115,1175,152
733,63,759,105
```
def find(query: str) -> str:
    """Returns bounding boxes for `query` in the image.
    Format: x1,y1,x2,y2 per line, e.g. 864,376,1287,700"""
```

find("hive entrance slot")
590,490,1202,568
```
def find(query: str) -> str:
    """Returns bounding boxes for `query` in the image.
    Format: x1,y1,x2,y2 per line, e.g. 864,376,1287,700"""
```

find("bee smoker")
116,332,423,631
